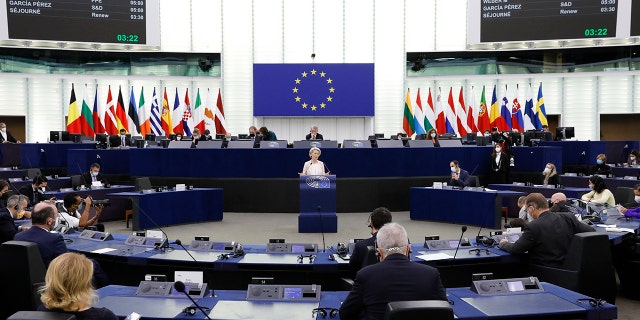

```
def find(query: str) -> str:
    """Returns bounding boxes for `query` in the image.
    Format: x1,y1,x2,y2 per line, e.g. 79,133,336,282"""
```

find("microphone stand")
174,281,212,320
452,226,467,259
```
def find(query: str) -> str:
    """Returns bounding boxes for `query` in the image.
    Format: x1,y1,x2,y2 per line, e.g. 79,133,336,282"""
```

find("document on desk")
595,224,635,233
210,300,318,319
415,252,453,261
92,248,118,254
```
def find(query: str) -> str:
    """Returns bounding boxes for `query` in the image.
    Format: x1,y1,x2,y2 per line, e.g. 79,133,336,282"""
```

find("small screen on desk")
283,287,302,299
213,243,225,250
507,281,525,292
91,233,102,240
291,245,305,253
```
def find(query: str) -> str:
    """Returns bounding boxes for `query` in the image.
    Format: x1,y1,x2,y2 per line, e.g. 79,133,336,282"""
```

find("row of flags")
403,83,548,137
67,85,228,137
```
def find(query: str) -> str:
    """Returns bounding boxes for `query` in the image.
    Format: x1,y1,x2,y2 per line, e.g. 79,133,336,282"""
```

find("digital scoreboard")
0,0,159,47
468,0,639,46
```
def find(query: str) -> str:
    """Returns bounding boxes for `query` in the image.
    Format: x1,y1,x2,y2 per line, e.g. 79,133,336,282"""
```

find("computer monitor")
556,127,575,140
145,134,156,141
135,177,153,191
508,132,524,146
374,133,384,138
215,134,226,140
108,135,121,147
49,131,61,142
60,131,70,141
94,133,108,143
238,134,249,139
168,134,177,141
68,133,82,143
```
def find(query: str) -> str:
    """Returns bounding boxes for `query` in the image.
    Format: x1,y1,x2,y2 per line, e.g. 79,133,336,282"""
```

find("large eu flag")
253,63,374,116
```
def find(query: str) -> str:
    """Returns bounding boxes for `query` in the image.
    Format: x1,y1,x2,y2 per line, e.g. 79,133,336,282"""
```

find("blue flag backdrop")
253,63,374,116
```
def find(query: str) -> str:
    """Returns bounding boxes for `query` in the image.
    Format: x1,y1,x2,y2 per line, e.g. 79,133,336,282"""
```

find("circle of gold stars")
291,69,334,111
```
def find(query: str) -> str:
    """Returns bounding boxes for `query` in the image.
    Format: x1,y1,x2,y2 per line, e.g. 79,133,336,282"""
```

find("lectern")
299,175,337,233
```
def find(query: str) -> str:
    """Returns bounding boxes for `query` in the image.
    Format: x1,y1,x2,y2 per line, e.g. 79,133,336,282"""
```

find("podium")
298,175,337,233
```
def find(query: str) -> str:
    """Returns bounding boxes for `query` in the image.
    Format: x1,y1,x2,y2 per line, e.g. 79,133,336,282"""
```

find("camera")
91,199,111,207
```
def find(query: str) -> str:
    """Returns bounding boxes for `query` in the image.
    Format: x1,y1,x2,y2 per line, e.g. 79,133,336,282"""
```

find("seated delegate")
541,163,560,186
581,175,616,207
449,160,470,188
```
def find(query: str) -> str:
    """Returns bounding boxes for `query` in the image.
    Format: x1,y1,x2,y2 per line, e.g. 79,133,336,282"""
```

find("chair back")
468,175,480,187
614,187,635,206
0,241,47,319
385,300,453,320
362,245,379,269
8,311,77,320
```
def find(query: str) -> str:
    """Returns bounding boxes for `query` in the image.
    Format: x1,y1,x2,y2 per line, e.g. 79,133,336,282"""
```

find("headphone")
183,306,210,316
577,298,606,307
312,308,339,318
14,204,19,211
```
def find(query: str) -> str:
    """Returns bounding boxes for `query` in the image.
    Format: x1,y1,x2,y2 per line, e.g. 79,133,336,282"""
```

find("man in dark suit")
18,175,48,205
305,126,324,140
0,122,20,143
340,222,447,320
449,160,470,188
499,193,595,268
349,207,392,276
81,163,108,186
0,195,29,244
110,128,132,148
14,202,67,267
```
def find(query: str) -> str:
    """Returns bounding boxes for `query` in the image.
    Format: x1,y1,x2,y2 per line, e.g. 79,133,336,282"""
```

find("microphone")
129,197,170,249
76,162,89,188
323,162,331,175
173,281,212,320
475,225,483,244
174,239,199,264
452,226,467,260
317,206,326,253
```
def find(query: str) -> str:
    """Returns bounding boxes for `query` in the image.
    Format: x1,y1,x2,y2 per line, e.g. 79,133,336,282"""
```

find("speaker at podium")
299,175,337,233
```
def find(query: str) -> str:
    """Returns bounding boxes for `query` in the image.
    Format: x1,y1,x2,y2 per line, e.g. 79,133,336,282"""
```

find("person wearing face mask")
619,184,640,218
581,175,616,206
14,202,67,267
449,160,470,188
489,144,509,184
589,154,611,176
82,163,108,186
625,149,639,167
0,122,20,143
0,195,29,243
541,163,560,186
426,128,440,147
18,175,49,205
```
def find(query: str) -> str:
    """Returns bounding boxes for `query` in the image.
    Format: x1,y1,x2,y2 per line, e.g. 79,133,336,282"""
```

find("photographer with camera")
57,193,104,231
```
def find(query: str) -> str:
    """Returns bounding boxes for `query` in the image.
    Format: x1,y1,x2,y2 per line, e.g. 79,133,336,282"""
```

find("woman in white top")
581,175,616,206
300,147,329,175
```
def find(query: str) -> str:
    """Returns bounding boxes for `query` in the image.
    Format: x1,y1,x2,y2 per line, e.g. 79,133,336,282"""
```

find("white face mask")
635,195,640,203
91,171,98,177
450,167,457,173
430,133,436,138
631,156,636,161
495,147,501,153
1,128,6,133
543,168,551,175
40,187,46,192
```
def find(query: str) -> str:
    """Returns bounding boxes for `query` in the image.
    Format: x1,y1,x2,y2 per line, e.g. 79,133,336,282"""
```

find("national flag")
181,89,194,136
92,86,105,135
80,85,95,136
149,88,163,136
477,86,491,132
467,86,479,133
128,86,140,135
204,88,215,132
172,88,183,134
104,86,118,135
445,87,457,134
456,87,470,136
489,85,500,129
193,88,206,133
66,84,82,134
402,89,415,136
413,89,427,135
214,89,228,134
536,83,548,129
424,88,436,132
115,86,129,132
160,88,172,136
511,85,525,132
500,85,512,131
138,87,151,136
523,83,537,130
435,87,446,134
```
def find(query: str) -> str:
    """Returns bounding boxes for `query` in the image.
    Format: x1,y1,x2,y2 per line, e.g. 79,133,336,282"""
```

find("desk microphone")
323,163,332,175
76,162,89,188
174,239,199,263
452,226,467,260
317,206,326,253
475,226,483,244
129,197,170,249
174,281,212,320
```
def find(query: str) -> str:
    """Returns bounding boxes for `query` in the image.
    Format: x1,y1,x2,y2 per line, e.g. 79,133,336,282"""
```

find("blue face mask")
596,159,603,165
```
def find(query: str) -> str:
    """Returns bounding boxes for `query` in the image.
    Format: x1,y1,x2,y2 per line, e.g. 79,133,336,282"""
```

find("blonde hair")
309,147,321,156
39,253,97,311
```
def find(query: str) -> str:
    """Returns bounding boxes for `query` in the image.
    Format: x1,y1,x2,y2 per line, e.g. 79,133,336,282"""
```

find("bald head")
31,202,57,226
550,192,567,204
